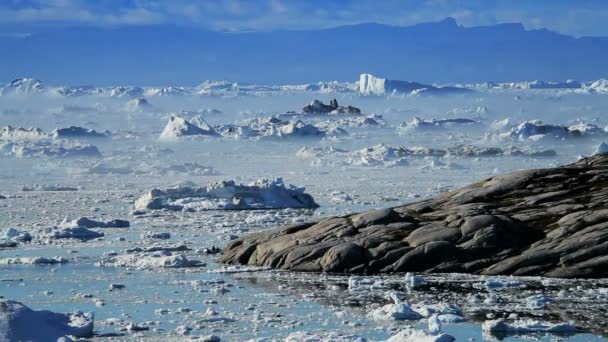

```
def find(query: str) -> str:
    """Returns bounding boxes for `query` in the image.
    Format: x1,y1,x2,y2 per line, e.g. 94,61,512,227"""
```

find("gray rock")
220,153,608,278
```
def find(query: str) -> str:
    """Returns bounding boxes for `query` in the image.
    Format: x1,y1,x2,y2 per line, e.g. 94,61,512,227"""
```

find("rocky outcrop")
302,99,361,115
221,154,608,278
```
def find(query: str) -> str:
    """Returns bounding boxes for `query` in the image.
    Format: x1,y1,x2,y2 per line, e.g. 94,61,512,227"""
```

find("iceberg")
159,114,218,140
134,178,318,211
0,300,93,341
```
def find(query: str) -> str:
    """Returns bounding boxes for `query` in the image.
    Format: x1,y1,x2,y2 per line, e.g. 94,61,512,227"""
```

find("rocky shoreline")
221,153,608,278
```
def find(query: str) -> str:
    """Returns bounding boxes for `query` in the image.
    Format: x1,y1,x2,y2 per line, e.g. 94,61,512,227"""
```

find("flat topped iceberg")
359,73,471,95
159,114,218,140
134,178,318,211
0,300,94,341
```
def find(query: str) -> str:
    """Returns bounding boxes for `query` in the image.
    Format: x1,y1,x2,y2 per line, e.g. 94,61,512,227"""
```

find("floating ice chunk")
208,265,270,274
497,120,606,141
490,118,512,131
60,217,130,229
284,331,365,342
368,294,422,321
0,256,68,265
359,73,469,96
21,184,78,191
385,328,455,342
159,114,218,140
428,314,441,334
485,277,526,290
399,117,479,131
345,144,409,167
296,146,348,159
124,97,154,112
0,300,93,341
134,178,318,211
347,276,375,291
482,319,578,338
144,232,171,240
0,126,46,140
414,303,462,318
437,314,466,323
216,116,333,140
41,226,104,240
526,295,552,310
51,126,109,139
0,228,32,242
405,272,425,289
97,250,204,269
1,141,101,159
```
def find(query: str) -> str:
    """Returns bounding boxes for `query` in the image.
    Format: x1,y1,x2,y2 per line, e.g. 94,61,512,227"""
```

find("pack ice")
134,178,318,211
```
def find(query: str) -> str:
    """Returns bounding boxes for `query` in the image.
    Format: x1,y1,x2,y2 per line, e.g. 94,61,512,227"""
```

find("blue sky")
1,0,608,37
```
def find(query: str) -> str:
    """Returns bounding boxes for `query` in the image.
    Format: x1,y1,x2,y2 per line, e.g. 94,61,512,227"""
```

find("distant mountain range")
2,18,608,86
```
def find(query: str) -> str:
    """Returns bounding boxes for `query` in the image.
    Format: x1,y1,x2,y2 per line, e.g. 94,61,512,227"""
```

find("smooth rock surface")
221,153,608,278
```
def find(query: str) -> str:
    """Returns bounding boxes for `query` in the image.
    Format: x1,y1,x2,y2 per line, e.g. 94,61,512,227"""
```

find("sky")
1,0,608,37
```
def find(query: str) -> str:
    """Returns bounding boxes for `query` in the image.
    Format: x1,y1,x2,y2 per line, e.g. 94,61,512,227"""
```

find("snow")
0,300,94,341
134,178,318,211
159,114,218,140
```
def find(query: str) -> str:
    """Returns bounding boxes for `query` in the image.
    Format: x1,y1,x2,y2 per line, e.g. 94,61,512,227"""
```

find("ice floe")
134,178,317,211
97,249,204,269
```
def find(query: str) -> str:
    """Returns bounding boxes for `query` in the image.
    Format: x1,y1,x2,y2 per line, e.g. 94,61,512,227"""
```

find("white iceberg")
134,178,318,211
0,300,93,341
159,114,218,140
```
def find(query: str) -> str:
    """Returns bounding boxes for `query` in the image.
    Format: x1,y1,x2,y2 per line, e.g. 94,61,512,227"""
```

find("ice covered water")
1,84,607,341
